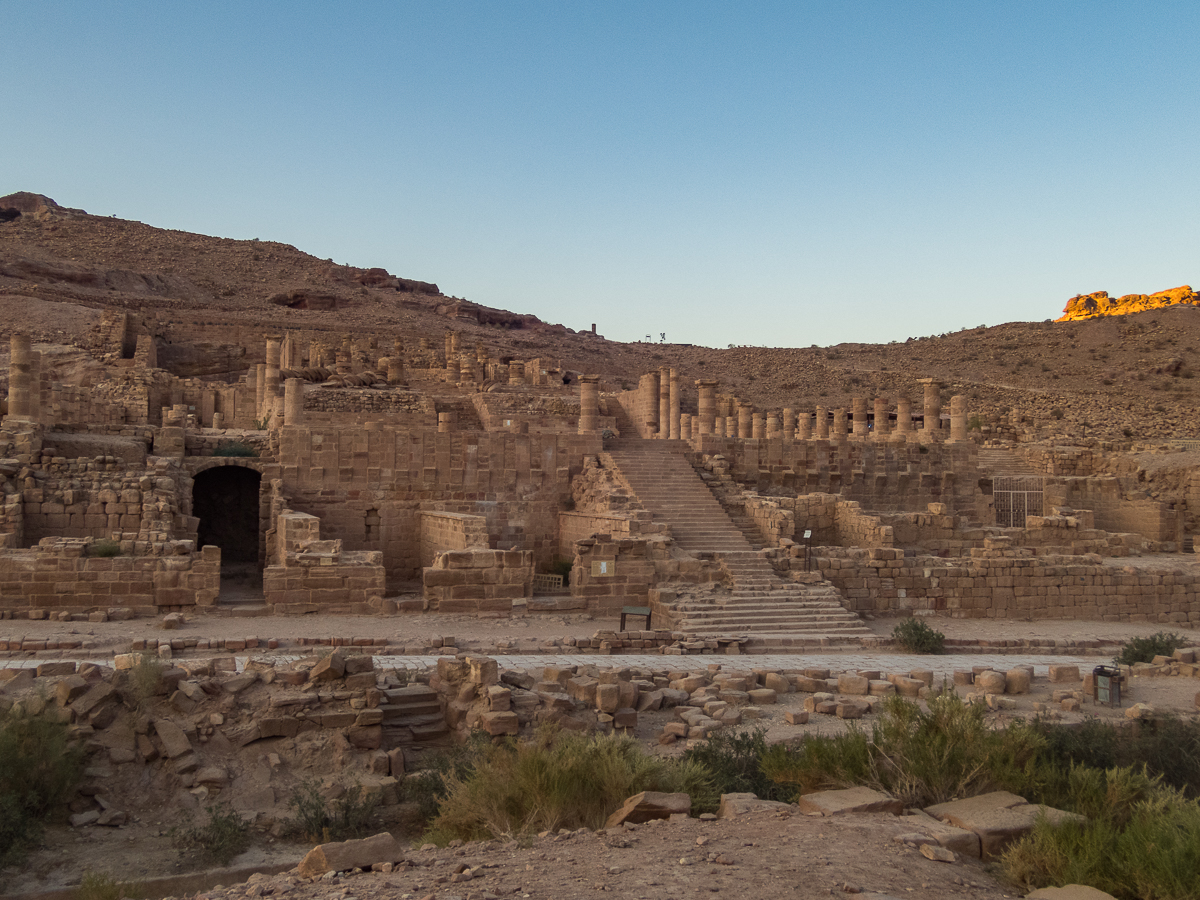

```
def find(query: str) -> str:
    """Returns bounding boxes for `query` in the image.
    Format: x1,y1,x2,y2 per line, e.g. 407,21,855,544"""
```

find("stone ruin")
0,319,1198,641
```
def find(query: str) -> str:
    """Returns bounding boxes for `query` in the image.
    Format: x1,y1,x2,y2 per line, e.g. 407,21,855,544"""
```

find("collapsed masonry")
2,323,1199,633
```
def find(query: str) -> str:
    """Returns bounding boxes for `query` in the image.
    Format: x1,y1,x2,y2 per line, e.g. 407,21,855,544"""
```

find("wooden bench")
620,605,651,631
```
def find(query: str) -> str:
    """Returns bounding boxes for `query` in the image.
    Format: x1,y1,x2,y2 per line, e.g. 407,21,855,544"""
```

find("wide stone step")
380,701,442,720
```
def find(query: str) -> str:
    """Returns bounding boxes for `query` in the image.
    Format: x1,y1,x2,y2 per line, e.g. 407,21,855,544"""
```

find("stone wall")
570,535,669,614
262,511,386,613
1047,477,1181,544
277,426,599,585
801,544,1200,624
420,511,489,568
695,437,986,517
556,511,666,558
422,548,533,613
0,537,219,614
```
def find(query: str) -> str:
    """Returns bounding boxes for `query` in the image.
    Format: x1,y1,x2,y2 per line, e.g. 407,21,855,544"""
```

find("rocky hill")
1058,285,1198,322
2,191,1200,443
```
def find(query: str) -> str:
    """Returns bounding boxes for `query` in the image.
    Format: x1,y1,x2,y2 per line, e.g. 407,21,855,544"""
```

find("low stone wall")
422,548,533,613
801,544,1200,624
556,511,665,557
570,535,669,615
420,511,490,568
264,510,386,612
1047,477,1181,544
0,537,219,614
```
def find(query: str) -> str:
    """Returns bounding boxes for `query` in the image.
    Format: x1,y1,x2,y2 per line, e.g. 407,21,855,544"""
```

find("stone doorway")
192,465,264,606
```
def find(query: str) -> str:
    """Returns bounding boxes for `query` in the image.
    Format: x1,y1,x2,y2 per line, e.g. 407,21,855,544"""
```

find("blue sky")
3,2,1196,348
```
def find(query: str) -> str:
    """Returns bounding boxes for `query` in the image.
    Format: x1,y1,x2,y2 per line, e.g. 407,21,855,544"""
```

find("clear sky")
2,2,1196,348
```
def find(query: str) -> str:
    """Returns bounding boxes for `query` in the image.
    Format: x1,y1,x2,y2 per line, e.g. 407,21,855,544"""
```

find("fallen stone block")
920,843,956,862
604,791,691,828
37,662,77,677
1026,886,1119,900
153,719,192,759
837,674,869,696
926,791,1085,859
480,711,519,736
796,787,902,817
298,832,405,878
311,652,347,682
717,792,793,818
1048,665,1081,684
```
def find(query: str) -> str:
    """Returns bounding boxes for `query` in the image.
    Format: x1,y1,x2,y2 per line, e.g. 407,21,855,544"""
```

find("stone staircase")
603,441,873,641
977,448,1040,476
604,442,755,552
380,683,451,749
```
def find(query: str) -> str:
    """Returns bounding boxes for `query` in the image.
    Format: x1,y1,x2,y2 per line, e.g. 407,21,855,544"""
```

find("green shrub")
761,694,1043,808
1003,788,1200,900
125,651,165,710
1035,716,1200,799
1116,631,1186,665
682,728,792,808
88,538,122,558
0,707,86,867
891,617,945,654
74,871,144,900
213,441,258,458
171,803,251,865
422,728,715,843
287,779,379,843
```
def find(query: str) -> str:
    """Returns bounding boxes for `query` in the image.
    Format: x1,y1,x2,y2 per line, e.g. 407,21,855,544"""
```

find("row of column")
593,372,969,443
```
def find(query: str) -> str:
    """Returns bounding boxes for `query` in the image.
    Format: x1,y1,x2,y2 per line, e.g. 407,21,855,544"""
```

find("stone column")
308,340,323,369
896,397,913,438
852,396,869,437
7,333,34,422
680,413,692,439
509,361,525,385
873,397,889,440
200,390,216,428
212,412,225,430
752,412,765,439
386,356,406,386
766,413,780,439
284,378,305,426
658,366,670,439
459,356,474,384
832,408,847,438
668,368,680,440
578,375,600,434
265,338,282,403
814,406,828,439
696,380,718,435
255,364,266,420
738,403,753,439
921,379,942,441
438,412,456,433
782,408,795,440
950,395,969,442
444,332,457,375
642,371,659,437
797,410,812,440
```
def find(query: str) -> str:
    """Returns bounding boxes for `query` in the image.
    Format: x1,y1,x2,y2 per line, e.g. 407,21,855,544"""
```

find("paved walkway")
5,651,1101,679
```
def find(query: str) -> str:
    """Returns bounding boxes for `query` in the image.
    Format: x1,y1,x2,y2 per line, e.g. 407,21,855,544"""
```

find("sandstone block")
348,725,382,750
154,719,192,759
1005,669,1031,694
37,662,76,677
298,832,405,878
480,711,519,736
837,674,869,695
311,652,347,682
717,792,793,818
796,786,902,817
785,710,809,725
975,671,1007,694
596,683,620,714
747,688,777,705
1048,665,1081,684
1026,886,1119,900
763,673,791,694
604,791,691,828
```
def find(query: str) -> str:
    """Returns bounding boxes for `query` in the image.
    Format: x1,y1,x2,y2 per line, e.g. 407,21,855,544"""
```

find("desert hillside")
2,192,1198,443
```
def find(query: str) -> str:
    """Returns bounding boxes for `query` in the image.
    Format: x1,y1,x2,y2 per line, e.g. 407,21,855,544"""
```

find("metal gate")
993,476,1044,527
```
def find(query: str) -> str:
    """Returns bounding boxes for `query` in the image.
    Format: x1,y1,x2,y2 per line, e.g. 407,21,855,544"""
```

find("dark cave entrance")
193,466,262,565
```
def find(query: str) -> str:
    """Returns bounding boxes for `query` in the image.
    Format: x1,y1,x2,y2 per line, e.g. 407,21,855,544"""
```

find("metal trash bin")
1093,665,1122,708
